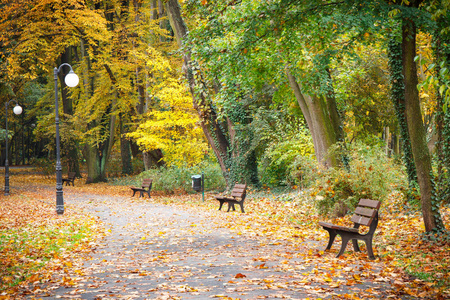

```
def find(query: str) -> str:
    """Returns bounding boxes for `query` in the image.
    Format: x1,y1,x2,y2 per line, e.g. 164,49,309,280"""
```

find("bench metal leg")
218,200,225,211
323,229,337,250
131,190,138,197
238,203,245,213
337,235,351,258
321,227,377,259
365,238,376,260
352,239,361,252
227,203,236,212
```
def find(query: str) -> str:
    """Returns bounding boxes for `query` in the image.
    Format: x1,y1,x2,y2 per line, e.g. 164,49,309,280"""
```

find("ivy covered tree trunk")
387,38,418,195
166,0,259,187
85,145,103,183
84,143,108,183
402,19,444,232
441,107,450,205
84,110,115,183
432,9,450,206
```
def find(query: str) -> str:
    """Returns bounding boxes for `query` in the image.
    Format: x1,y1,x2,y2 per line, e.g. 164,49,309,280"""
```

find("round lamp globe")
65,71,79,87
13,105,23,115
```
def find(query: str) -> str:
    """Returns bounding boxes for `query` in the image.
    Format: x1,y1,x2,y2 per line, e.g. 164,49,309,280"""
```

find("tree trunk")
166,0,231,183
286,69,340,168
402,19,444,232
388,37,418,195
143,150,164,170
166,0,261,187
119,114,133,175
84,110,115,183
384,127,390,156
58,48,81,178
84,144,104,183
432,31,450,205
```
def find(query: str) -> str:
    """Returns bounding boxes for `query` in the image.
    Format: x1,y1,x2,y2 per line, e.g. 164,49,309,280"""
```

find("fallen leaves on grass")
0,179,106,295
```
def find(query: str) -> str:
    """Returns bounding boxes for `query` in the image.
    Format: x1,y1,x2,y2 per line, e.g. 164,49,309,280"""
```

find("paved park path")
17,188,412,299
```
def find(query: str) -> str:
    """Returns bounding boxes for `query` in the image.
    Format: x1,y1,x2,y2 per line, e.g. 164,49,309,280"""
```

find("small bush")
287,155,320,189
310,143,407,216
111,160,227,193
31,157,55,177
259,126,315,187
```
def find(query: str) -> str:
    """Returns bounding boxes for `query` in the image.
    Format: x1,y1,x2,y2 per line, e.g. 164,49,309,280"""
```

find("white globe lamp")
13,105,22,115
64,71,79,87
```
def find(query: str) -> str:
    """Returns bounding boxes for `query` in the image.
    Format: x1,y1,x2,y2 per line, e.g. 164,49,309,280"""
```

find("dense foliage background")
0,0,449,233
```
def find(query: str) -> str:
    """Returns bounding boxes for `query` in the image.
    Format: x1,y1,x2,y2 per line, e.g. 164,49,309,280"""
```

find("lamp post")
54,63,79,215
4,100,23,195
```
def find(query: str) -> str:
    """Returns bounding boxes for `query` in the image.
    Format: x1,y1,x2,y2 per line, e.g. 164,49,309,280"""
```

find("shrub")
287,155,320,189
258,125,315,187
110,160,227,193
311,142,407,216
31,157,55,177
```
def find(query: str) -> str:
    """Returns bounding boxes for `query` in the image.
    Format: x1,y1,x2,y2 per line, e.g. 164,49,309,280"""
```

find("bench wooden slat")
231,191,244,198
142,179,152,187
233,184,246,188
350,214,373,226
318,222,359,233
359,198,381,209
354,207,377,218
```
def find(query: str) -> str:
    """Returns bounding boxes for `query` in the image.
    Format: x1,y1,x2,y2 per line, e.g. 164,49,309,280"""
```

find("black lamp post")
4,100,23,195
54,63,79,214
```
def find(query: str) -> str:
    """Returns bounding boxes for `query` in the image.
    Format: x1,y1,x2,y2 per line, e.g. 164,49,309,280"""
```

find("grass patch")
0,194,102,293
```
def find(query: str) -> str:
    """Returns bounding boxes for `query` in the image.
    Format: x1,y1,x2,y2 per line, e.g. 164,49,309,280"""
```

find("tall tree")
387,37,418,197
166,0,259,186
401,12,443,232
426,0,450,206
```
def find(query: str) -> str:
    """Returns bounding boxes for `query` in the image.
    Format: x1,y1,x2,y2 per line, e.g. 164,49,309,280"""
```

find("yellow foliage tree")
128,78,208,167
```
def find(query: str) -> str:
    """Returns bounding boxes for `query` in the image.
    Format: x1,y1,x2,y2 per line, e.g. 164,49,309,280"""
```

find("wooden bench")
130,178,152,198
62,172,76,186
214,183,247,213
319,199,381,260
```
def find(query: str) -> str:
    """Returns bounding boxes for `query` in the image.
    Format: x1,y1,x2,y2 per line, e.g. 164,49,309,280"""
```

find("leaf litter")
0,171,449,299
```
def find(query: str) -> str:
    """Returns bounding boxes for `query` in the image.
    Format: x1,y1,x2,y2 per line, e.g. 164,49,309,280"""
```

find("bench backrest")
68,172,76,179
351,198,381,227
231,183,247,200
142,178,153,189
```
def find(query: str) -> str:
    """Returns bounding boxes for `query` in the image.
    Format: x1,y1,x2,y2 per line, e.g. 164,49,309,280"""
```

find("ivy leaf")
439,85,446,96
